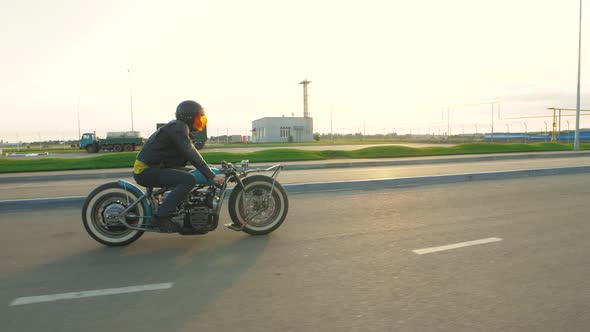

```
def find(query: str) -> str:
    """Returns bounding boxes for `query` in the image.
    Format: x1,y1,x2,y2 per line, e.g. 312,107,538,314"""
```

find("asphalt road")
3,156,590,200
2,174,590,331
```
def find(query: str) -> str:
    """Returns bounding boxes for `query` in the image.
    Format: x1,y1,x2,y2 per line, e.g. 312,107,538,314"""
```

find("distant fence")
483,131,590,142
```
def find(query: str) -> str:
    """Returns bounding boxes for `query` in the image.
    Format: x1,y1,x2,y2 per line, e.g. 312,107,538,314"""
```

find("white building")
252,116,313,143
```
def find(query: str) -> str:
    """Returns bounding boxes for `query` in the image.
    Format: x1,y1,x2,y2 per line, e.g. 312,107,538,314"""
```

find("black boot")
152,215,180,233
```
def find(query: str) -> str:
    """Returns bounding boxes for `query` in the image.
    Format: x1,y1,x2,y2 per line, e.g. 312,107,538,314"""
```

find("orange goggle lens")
194,115,207,131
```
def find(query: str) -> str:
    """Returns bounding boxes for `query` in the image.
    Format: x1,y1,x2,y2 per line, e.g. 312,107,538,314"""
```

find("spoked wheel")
228,175,289,235
82,183,145,246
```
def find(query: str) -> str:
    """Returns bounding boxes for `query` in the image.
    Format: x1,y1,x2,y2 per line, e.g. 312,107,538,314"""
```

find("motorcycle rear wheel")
228,175,289,235
82,182,145,246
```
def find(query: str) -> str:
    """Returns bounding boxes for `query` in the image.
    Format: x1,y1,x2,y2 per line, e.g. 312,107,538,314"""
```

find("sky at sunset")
0,0,588,142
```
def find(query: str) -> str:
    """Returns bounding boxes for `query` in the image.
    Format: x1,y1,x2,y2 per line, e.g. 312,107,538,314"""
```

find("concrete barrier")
3,150,590,184
2,165,590,212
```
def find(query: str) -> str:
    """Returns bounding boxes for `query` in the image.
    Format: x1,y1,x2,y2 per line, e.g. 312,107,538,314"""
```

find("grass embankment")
1,139,422,154
0,142,588,174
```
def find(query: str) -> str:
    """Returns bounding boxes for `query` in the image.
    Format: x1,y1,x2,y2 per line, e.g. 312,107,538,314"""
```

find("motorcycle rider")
133,100,225,232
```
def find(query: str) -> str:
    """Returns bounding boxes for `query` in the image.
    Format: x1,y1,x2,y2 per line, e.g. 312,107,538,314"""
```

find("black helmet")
175,100,203,128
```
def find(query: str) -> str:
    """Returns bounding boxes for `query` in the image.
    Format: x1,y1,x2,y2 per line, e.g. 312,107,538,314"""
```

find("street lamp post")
330,105,333,143
506,123,510,142
447,106,450,138
524,122,528,143
491,104,494,142
77,104,81,139
574,0,583,150
127,68,134,132
544,121,548,133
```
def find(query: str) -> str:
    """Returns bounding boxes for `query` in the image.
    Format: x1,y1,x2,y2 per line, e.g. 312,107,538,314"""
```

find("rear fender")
117,180,153,217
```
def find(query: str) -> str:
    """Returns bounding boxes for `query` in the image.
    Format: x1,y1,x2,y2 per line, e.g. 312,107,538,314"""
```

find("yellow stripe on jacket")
133,159,148,174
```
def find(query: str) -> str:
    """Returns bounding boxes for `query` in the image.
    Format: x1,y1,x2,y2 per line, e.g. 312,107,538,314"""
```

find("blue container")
190,168,221,185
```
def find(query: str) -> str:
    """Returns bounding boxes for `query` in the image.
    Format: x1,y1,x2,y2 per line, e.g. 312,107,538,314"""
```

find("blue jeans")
134,168,196,217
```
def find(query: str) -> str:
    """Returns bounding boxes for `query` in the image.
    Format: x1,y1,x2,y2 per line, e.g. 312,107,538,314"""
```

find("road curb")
283,165,590,193
2,165,590,212
2,151,590,184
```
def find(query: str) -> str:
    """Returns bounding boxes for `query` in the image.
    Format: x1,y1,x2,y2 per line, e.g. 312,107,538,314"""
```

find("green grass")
344,142,580,158
0,153,139,173
205,139,406,148
1,142,588,173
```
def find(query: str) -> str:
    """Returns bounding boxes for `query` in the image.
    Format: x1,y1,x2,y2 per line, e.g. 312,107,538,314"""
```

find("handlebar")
219,160,249,174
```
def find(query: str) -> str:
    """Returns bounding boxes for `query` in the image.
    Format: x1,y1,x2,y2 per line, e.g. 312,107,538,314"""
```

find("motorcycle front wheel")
228,175,289,235
82,182,145,246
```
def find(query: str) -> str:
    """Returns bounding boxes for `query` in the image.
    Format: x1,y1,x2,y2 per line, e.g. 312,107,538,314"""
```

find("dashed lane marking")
412,237,502,255
10,282,174,306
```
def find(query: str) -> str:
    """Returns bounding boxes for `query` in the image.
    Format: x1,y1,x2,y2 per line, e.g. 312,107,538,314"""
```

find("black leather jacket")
136,120,216,179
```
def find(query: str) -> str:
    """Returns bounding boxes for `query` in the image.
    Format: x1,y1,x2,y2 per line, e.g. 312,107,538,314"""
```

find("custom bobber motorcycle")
82,161,288,246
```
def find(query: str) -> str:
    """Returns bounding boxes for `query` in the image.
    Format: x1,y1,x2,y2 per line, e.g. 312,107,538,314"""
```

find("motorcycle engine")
183,188,219,234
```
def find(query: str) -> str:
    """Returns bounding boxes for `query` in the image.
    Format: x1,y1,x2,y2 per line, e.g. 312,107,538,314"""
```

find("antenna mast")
299,79,311,117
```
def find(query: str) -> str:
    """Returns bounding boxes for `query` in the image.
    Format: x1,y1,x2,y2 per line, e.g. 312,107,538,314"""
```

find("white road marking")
0,196,86,203
412,237,502,255
10,282,173,306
